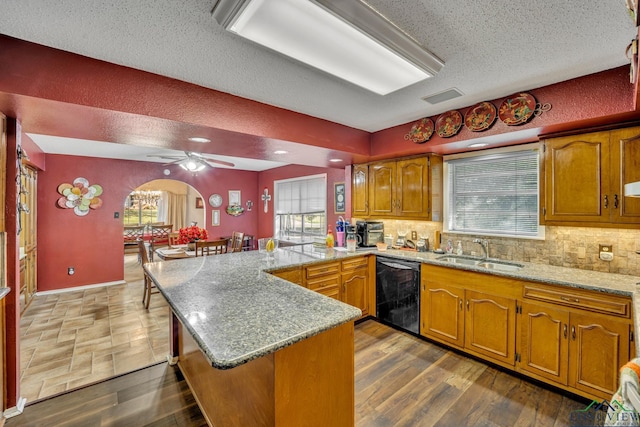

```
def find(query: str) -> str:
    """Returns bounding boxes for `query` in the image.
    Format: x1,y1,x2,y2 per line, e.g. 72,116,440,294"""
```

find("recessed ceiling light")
274,150,288,154
329,158,343,163
468,143,488,148
189,137,211,143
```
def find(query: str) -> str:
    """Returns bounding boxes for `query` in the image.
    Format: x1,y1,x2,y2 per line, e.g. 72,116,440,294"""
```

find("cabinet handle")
571,325,576,340
604,195,609,209
466,300,469,311
459,300,462,311
563,324,567,339
614,194,619,209
560,296,580,303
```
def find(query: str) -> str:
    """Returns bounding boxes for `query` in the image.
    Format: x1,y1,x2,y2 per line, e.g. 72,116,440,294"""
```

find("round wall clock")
209,193,223,208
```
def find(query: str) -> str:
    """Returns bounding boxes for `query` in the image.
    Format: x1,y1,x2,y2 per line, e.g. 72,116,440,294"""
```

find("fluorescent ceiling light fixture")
189,137,211,143
180,159,207,172
468,143,489,148
212,0,443,95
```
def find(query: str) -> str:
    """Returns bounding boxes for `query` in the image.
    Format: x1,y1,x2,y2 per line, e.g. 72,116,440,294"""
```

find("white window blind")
446,150,539,236
275,175,326,214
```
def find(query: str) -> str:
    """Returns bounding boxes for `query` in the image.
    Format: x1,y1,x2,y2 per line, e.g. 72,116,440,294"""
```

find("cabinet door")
518,302,569,384
342,268,368,317
465,290,516,366
420,282,464,348
544,132,611,223
568,312,630,398
351,164,369,217
610,127,640,223
396,157,429,218
368,161,395,216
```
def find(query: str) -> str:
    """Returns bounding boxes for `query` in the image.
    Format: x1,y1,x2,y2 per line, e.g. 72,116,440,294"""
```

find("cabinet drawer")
523,284,631,318
307,274,340,291
306,262,340,279
271,267,302,285
341,256,368,272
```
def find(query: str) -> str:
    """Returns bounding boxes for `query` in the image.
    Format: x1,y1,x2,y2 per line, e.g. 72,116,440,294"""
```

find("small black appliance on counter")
356,221,384,247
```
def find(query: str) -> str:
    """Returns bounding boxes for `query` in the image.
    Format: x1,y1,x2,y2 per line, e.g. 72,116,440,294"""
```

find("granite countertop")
144,249,361,370
145,243,640,370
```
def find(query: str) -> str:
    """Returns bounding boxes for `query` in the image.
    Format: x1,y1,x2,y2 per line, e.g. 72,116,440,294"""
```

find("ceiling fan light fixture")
180,159,206,172
212,0,443,95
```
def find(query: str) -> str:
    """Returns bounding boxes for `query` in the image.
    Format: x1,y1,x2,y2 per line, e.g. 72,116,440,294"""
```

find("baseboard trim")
4,397,26,418
36,280,127,296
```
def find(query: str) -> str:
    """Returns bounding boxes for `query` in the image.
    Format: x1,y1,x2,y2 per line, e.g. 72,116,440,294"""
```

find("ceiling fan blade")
147,154,182,160
204,158,235,168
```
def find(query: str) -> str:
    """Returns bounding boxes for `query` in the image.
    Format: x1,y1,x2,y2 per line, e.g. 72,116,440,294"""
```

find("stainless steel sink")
436,255,523,271
476,261,523,272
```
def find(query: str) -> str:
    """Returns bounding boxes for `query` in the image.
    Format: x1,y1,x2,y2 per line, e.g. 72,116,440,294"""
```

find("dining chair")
124,225,145,256
149,224,173,261
229,231,245,253
168,231,180,248
195,239,229,256
137,239,158,309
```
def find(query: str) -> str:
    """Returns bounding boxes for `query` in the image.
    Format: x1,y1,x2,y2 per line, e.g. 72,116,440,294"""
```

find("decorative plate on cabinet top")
498,92,536,125
464,102,497,132
435,110,463,138
404,118,434,143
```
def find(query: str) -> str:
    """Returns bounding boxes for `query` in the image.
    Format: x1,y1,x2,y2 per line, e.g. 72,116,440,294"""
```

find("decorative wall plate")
209,193,222,208
226,205,244,216
435,110,463,138
404,118,434,143
498,93,536,125
464,102,497,132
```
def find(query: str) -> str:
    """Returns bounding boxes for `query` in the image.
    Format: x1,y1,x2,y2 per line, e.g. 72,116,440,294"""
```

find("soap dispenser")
456,241,463,256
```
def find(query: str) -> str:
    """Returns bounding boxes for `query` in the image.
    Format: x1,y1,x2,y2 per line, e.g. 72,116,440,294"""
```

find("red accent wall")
37,155,260,291
257,165,350,239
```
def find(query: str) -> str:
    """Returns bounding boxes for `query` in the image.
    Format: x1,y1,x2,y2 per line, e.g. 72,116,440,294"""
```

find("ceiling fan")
148,151,235,172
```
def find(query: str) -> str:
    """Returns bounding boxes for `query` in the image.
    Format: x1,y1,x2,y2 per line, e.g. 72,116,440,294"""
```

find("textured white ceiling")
0,0,637,162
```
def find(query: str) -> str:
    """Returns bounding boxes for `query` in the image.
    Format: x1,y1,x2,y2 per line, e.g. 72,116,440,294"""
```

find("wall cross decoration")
261,187,271,213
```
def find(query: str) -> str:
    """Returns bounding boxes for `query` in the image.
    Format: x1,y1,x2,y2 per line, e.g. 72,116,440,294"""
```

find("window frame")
443,144,545,240
274,173,328,238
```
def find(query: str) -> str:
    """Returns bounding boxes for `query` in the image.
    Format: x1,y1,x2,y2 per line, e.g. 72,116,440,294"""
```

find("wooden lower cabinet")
270,266,302,286
465,290,516,366
421,264,633,401
519,301,631,399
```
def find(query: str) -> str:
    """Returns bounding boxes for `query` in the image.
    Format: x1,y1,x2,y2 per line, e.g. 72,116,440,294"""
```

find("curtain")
164,192,187,230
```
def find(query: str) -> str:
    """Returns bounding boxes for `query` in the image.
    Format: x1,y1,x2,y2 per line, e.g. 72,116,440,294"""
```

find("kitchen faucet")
473,238,489,259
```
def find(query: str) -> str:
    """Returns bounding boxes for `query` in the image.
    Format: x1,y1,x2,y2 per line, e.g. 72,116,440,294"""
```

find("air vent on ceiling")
422,88,464,104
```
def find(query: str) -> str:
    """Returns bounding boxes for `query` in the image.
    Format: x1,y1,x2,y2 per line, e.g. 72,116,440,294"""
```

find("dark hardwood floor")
7,319,590,426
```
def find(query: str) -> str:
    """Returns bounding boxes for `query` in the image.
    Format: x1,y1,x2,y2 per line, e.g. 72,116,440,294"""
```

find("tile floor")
19,254,170,403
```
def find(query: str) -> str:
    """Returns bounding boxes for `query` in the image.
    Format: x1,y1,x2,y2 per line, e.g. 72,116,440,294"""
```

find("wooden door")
420,282,464,348
342,268,368,317
396,157,429,218
610,126,640,223
464,290,516,366
568,312,630,399
543,132,611,223
351,164,369,217
368,161,395,216
518,302,569,385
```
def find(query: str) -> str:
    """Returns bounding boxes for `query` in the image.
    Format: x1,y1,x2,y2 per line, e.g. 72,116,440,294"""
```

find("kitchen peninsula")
143,249,361,427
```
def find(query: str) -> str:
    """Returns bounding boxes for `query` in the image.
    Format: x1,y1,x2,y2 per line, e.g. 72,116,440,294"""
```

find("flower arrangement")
178,225,208,244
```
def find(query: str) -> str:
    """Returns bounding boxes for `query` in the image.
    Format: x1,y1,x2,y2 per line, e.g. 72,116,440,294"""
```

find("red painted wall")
37,154,260,291
257,165,350,239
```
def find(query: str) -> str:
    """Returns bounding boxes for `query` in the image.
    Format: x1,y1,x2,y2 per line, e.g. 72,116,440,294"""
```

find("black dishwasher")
375,257,420,335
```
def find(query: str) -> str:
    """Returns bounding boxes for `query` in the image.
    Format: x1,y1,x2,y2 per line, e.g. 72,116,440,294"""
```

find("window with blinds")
446,149,539,237
274,174,327,237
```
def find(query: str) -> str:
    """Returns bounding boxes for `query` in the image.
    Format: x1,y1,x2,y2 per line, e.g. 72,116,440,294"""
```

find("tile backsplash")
373,219,640,277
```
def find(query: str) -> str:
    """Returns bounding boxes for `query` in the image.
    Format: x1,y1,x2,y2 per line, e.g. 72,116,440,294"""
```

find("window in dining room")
124,190,162,226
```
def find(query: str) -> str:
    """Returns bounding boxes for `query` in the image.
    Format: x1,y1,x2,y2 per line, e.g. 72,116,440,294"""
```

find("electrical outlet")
411,230,417,240
114,212,120,218
599,244,612,253
68,267,75,275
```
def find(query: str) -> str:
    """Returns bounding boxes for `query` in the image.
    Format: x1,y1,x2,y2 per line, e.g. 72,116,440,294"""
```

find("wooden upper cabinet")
351,164,369,217
353,155,440,220
543,126,640,227
610,127,640,223
369,160,396,216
